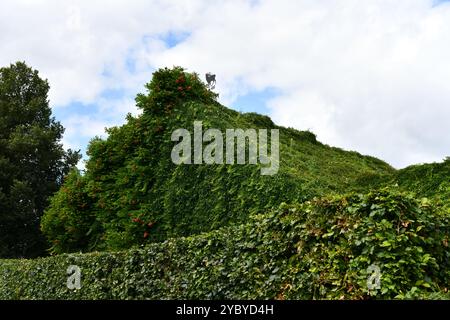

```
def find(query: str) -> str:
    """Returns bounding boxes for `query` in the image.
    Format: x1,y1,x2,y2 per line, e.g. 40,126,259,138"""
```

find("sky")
1,0,449,169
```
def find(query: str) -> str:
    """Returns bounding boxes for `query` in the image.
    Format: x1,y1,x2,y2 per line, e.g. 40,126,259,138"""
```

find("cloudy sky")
1,0,449,169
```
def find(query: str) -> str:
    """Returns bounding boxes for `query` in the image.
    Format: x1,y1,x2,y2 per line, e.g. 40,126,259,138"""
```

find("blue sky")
2,0,449,169
434,0,450,6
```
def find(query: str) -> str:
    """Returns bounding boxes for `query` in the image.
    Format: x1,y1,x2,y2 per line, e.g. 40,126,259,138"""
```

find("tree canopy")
0,62,80,258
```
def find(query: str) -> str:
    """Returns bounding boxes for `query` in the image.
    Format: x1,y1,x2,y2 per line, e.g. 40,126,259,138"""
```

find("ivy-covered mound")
1,188,448,299
395,158,450,212
40,67,394,253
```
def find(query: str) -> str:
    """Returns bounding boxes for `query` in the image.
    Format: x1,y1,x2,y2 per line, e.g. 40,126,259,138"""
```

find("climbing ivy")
3,188,449,299
40,67,395,253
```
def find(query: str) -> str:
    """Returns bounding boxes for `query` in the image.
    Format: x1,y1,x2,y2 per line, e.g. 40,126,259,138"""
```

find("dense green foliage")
2,66,447,300
395,158,450,211
0,62,81,258
1,188,448,299
41,67,394,253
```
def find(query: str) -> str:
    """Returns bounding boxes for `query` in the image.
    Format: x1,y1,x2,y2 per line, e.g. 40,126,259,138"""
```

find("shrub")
135,66,218,115
40,170,99,254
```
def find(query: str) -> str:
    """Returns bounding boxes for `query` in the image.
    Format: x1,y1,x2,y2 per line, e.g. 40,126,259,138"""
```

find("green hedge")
1,188,449,299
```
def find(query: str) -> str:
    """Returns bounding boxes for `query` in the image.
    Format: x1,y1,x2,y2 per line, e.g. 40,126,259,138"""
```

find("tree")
0,62,81,258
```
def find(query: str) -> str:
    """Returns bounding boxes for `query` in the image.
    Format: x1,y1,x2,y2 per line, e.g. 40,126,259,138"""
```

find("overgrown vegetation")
395,158,450,211
41,67,394,253
1,188,448,299
1,66,448,300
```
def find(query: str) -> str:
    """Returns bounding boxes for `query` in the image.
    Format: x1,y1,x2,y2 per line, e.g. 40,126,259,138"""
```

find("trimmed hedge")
1,188,449,300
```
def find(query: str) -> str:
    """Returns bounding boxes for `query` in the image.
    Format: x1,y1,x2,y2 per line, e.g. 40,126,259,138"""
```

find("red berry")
144,232,149,239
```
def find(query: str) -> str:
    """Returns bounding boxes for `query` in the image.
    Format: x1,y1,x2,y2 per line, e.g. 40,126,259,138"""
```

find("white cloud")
0,0,207,106
1,0,449,168
146,0,450,168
